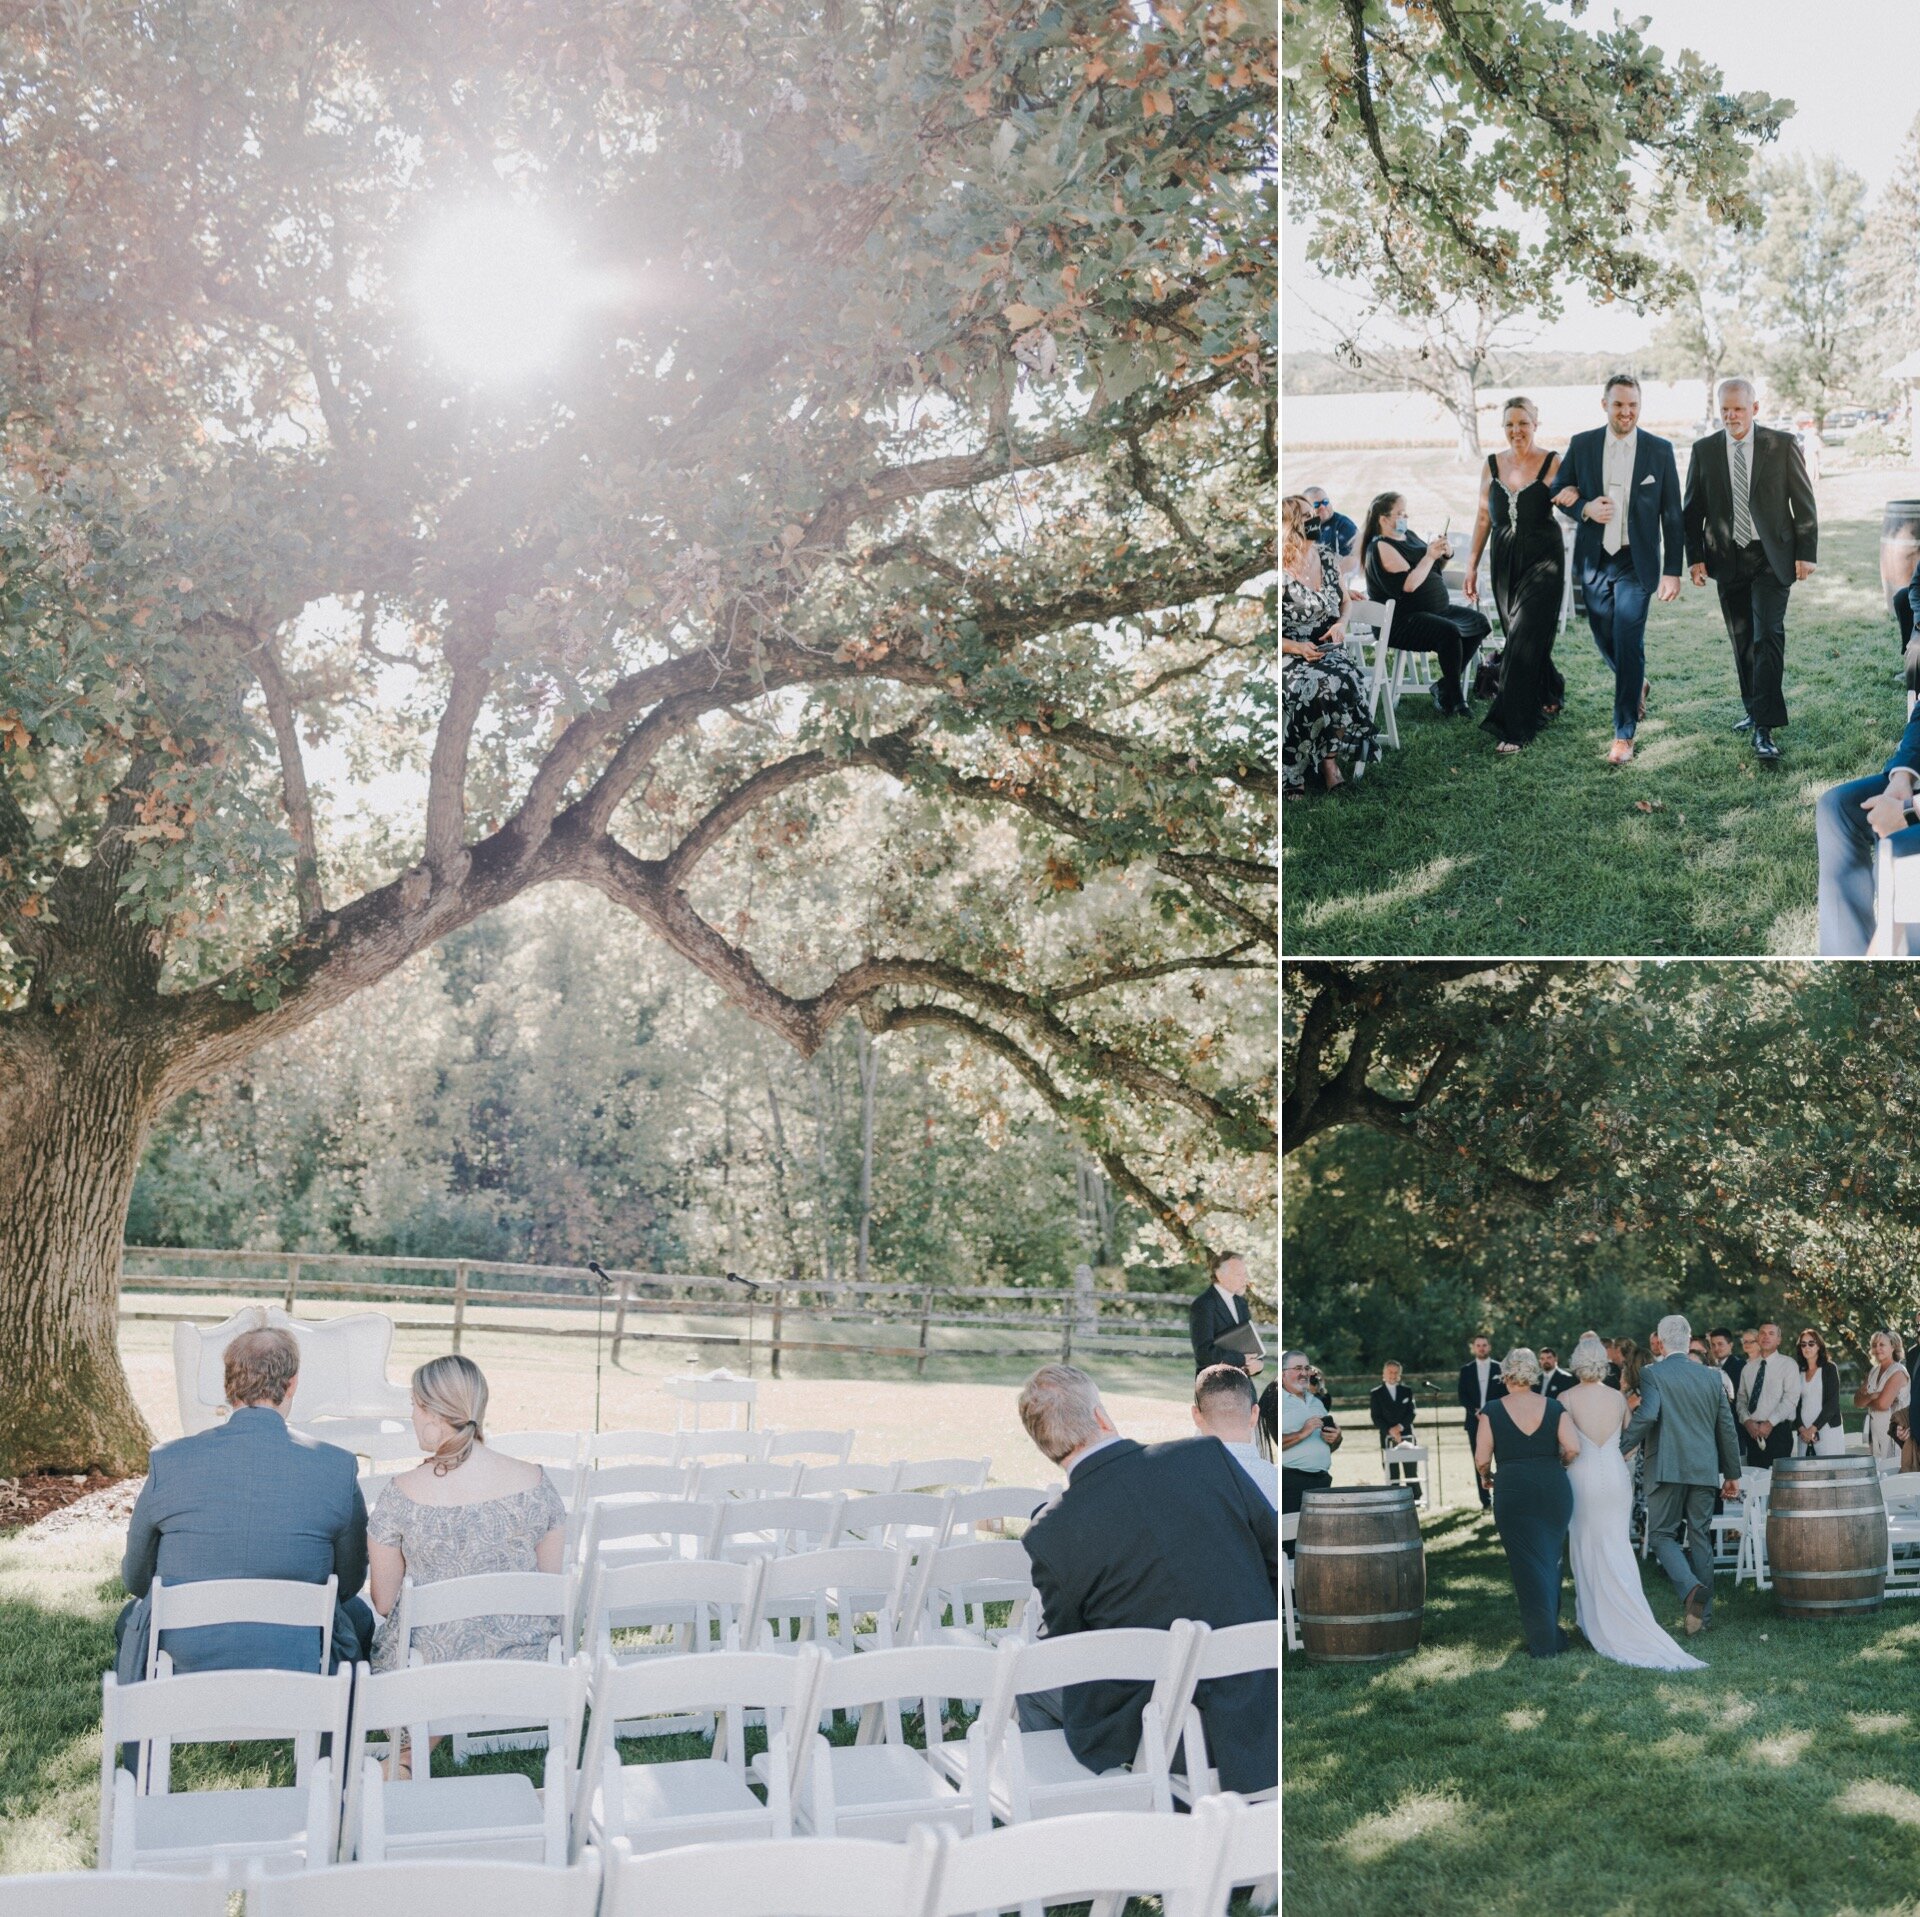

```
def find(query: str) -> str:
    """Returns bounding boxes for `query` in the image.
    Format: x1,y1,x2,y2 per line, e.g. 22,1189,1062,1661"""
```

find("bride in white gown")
1560,1334,1705,1671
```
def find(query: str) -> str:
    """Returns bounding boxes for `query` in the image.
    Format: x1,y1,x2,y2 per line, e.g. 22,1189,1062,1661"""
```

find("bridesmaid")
1464,397,1567,754
1474,1347,1579,1657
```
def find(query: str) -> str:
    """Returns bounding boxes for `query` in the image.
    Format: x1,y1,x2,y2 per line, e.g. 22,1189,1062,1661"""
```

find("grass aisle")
1282,1509,1920,1917
1281,508,1910,956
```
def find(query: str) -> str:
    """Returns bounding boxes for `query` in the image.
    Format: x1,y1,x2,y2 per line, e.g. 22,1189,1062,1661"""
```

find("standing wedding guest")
1616,1337,1644,1403
1737,1320,1799,1467
1463,397,1567,753
1683,377,1817,765
1281,494,1377,797
1602,1336,1625,1390
1622,1314,1743,1637
1189,1251,1261,1375
1553,373,1685,765
1362,491,1491,717
1015,1364,1277,1793
1473,1349,1579,1658
116,1325,373,1683
1686,1337,1733,1398
1538,1347,1575,1397
1791,1328,1845,1458
1370,1361,1418,1480
1813,703,1920,955
1193,1365,1278,1509
367,1356,567,1682
1278,1351,1334,1549
1711,1327,1746,1401
1854,1330,1909,1466
1458,1335,1507,1510
1303,486,1357,560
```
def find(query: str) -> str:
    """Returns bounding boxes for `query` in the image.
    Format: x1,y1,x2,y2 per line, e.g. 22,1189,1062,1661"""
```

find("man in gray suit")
115,1325,374,1681
1622,1311,1742,1637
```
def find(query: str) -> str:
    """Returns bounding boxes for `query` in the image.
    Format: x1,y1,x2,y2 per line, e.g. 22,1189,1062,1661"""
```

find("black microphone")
587,1259,614,1294
726,1270,769,1291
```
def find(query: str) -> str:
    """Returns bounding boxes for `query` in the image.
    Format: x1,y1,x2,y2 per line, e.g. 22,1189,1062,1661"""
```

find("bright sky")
1283,0,1920,355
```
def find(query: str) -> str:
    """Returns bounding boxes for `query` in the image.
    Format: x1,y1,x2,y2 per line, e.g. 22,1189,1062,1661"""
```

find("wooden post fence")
609,1278,631,1364
916,1285,936,1377
451,1262,469,1354
282,1256,300,1313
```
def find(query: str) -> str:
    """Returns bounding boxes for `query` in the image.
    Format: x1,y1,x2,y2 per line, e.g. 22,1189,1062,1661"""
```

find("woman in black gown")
1361,493,1492,717
1464,397,1567,753
1473,1347,1579,1657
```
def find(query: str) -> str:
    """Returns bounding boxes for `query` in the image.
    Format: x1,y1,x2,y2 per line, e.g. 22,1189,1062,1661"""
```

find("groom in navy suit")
1554,373,1685,765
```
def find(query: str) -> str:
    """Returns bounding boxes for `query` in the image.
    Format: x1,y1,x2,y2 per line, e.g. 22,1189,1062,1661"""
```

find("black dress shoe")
1431,685,1450,716
1733,714,1755,733
1754,728,1782,761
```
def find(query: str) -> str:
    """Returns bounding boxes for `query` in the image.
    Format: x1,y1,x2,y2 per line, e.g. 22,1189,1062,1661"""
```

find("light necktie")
1604,438,1627,555
1731,434,1754,547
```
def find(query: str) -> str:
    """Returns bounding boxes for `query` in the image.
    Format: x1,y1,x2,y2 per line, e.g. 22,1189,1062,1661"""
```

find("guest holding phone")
1362,491,1491,717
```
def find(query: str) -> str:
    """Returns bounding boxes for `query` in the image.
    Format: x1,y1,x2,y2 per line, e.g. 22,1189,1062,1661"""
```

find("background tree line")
1282,963,1920,1372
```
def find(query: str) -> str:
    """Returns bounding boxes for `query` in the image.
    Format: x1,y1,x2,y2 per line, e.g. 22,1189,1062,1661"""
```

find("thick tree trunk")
0,1030,160,1474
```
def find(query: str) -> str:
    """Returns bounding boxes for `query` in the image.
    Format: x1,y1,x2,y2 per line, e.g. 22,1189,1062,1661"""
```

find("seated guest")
1814,704,1920,954
1362,490,1492,717
1304,485,1358,561
1538,1347,1574,1397
1282,494,1377,796
1193,1364,1278,1509
1894,550,1920,655
1015,1364,1277,1794
368,1354,566,1675
117,1324,372,1683
1370,1360,1418,1470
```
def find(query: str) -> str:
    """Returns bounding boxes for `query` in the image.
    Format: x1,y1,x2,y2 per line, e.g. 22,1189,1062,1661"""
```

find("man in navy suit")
1814,704,1920,953
1554,373,1686,765
115,1325,374,1682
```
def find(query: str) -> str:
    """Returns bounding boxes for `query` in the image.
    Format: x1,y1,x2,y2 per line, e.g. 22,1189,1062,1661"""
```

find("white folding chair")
0,1872,227,1916
1339,596,1402,747
829,1492,954,1553
692,1461,805,1501
940,1487,1052,1543
941,1624,1200,1824
1281,1513,1301,1650
394,1570,573,1755
800,1463,902,1497
754,1643,1000,1841
1203,1790,1279,1914
715,1492,845,1563
600,1830,939,1917
677,1431,771,1467
763,1430,855,1467
491,1433,587,1507
925,1803,1225,1917
582,1461,694,1505
577,1648,822,1855
584,1557,762,1666
587,1431,680,1465
576,1496,725,1576
750,1545,914,1662
892,1458,990,1495
243,1855,602,1916
1381,1442,1428,1506
904,1539,1039,1650
1170,1620,1280,1806
1733,1471,1772,1590
340,1659,587,1866
99,1668,352,1877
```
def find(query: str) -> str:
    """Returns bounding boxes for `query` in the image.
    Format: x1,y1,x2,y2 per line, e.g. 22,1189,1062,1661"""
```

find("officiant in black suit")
1370,1361,1417,1482
1683,377,1817,763
1459,1335,1507,1509
1190,1252,1260,1375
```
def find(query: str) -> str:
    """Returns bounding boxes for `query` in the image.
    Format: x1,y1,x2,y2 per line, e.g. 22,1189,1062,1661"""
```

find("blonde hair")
1281,494,1313,570
1018,1363,1106,1464
1569,1333,1611,1383
1500,1346,1542,1388
413,1353,488,1475
1502,395,1539,424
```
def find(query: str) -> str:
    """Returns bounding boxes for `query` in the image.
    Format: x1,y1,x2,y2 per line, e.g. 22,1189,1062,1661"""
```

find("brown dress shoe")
1608,739,1634,766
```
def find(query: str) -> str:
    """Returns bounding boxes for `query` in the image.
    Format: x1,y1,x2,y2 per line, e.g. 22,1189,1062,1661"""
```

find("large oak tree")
0,0,1277,1472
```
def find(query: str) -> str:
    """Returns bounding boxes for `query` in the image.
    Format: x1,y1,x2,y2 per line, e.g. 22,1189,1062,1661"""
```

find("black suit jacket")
1557,424,1685,593
1020,1436,1278,1794
1457,1360,1507,1428
1370,1383,1416,1439
1682,425,1818,586
1541,1368,1575,1398
1190,1286,1253,1373
1721,1354,1747,1398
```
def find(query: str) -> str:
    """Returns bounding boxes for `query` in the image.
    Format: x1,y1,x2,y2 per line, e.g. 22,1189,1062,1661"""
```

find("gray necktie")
1731,434,1754,547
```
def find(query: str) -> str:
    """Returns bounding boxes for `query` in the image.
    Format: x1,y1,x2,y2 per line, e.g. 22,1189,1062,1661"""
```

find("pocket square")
1640,475,1656,486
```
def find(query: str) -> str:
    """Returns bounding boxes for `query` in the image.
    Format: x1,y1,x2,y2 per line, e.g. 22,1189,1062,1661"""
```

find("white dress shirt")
1602,427,1638,556
1474,1357,1492,1406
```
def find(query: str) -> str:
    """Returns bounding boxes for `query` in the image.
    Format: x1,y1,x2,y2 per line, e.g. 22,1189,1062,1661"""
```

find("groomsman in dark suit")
1710,1327,1745,1402
1457,1335,1506,1510
1554,372,1686,765
1190,1253,1260,1376
1683,378,1817,763
1538,1347,1575,1397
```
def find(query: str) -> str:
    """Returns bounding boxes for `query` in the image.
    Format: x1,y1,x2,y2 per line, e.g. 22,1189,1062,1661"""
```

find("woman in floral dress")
1282,494,1376,796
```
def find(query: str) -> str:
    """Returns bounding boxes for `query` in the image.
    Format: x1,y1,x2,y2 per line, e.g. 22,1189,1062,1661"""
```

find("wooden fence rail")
117,1247,1244,1374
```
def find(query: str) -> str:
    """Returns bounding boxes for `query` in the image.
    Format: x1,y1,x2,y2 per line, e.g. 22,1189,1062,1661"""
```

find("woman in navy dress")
1473,1347,1579,1657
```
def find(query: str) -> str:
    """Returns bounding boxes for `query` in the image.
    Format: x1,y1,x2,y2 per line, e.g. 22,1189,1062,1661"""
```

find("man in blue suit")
1814,706,1920,954
115,1325,374,1681
1554,373,1686,765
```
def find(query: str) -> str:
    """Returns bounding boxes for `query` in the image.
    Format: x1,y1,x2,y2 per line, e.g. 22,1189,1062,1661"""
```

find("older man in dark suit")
1189,1252,1260,1376
1015,1364,1277,1795
115,1325,373,1683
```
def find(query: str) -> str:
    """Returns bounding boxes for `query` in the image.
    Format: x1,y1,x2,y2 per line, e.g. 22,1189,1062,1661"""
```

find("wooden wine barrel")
1766,1457,1888,1618
1294,1485,1425,1664
1880,498,1920,622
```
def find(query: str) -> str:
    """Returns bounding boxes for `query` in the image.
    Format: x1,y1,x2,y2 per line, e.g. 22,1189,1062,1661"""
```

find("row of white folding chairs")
17,1796,1276,1915
95,1623,1277,1880
354,1428,856,1471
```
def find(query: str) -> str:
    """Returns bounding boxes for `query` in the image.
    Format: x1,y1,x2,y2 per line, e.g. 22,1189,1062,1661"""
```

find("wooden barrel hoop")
1295,1485,1425,1666
1765,1457,1888,1619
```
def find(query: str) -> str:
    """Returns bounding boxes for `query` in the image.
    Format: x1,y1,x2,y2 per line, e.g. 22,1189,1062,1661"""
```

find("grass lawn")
1282,1506,1920,1917
1281,465,1917,956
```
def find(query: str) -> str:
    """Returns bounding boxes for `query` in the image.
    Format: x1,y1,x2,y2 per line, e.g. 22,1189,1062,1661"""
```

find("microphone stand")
587,1260,615,1437
726,1271,769,1380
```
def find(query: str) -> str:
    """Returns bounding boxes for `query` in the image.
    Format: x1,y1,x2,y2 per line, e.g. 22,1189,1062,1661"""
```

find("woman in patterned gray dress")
1282,493,1377,795
367,1354,567,1683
